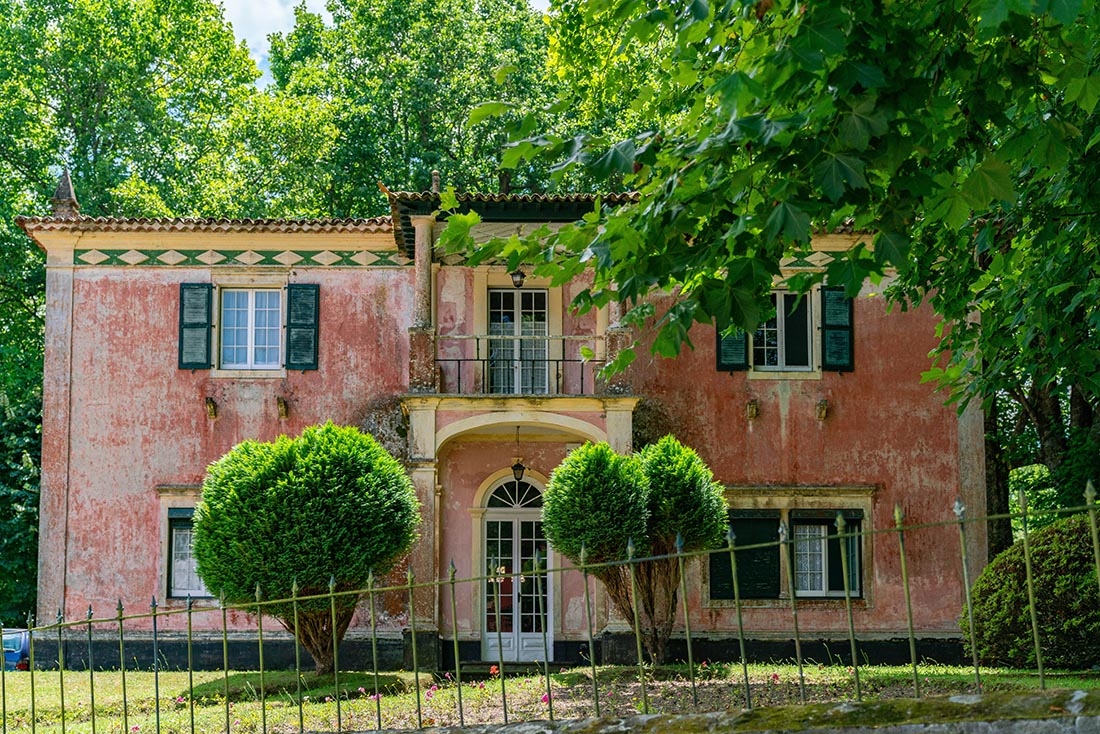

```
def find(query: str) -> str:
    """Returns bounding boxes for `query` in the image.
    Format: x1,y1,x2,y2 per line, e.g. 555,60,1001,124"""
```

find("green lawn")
0,663,1096,733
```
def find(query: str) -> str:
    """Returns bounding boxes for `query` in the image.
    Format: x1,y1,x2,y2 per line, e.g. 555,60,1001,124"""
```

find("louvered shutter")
708,511,781,600
716,329,750,371
178,283,212,369
820,287,854,372
285,284,319,371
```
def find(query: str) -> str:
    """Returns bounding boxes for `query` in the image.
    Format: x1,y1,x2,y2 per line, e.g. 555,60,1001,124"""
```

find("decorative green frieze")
73,248,412,267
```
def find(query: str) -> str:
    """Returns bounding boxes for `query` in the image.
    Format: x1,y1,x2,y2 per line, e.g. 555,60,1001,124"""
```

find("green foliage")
1008,464,1060,535
1050,430,1100,510
542,442,649,565
268,0,554,215
637,435,727,553
194,422,420,607
543,436,727,662
447,0,1100,484
0,382,39,625
965,514,1100,669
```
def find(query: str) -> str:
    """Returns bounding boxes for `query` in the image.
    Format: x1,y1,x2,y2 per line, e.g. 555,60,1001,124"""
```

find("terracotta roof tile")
16,215,393,234
386,190,640,256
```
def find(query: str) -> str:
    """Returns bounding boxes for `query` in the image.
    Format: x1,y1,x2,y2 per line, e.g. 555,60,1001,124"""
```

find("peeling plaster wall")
41,264,415,629
627,283,982,636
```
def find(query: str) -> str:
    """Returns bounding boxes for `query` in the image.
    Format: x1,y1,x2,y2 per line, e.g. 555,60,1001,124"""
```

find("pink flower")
478,682,485,689
771,673,779,684
325,696,333,702
541,693,550,703
358,687,366,694
370,693,382,701
131,727,140,733
176,696,185,703
233,720,240,726
444,671,452,680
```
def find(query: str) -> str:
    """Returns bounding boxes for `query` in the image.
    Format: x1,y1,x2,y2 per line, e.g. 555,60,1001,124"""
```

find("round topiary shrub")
193,421,420,673
965,513,1100,669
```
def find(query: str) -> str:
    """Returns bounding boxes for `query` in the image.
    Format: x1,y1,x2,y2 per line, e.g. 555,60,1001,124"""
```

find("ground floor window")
167,508,210,599
708,506,864,602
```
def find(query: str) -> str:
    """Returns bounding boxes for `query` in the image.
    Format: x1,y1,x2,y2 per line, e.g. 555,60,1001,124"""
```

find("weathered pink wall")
625,284,973,636
41,265,415,630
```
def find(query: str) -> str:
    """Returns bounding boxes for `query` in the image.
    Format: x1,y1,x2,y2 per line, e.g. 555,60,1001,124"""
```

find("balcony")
435,334,605,396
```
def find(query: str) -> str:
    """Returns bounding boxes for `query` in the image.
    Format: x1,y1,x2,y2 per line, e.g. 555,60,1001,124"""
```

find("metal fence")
6,485,1100,734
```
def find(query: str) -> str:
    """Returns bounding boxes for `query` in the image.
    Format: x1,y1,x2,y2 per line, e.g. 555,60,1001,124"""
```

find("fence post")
86,606,96,734
448,560,465,726
626,539,649,714
836,514,861,701
491,556,508,724
56,610,66,734
27,612,35,734
328,576,342,732
150,597,160,734
221,594,231,734
675,534,698,710
117,601,128,734
291,580,303,734
255,584,267,734
726,526,751,710
894,504,920,698
954,500,982,693
1086,482,1100,618
536,548,554,721
1018,488,1045,689
579,544,600,717
405,569,422,730
778,522,806,703
368,570,382,730
187,596,195,734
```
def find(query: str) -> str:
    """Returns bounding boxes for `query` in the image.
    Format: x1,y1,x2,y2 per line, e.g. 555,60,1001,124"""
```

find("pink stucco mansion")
17,174,986,668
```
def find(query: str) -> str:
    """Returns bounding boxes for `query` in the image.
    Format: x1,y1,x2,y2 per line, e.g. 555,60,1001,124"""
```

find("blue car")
2,630,28,671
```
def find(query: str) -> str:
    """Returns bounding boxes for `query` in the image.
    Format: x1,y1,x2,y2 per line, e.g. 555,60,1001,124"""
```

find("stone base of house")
599,633,967,667
28,632,965,671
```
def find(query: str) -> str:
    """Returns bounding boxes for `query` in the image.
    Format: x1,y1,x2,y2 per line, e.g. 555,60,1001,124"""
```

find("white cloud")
220,0,330,84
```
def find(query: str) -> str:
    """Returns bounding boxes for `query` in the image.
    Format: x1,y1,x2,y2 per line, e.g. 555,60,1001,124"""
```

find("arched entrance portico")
480,477,551,662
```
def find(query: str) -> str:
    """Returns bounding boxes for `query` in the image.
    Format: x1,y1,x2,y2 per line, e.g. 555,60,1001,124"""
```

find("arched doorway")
481,478,551,662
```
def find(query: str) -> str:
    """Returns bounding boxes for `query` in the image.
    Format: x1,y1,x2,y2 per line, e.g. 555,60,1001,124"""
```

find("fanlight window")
486,480,543,509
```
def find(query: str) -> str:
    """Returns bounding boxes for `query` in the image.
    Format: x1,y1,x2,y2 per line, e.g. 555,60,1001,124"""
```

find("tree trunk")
985,398,1012,557
279,598,358,675
596,557,680,664
1030,383,1068,473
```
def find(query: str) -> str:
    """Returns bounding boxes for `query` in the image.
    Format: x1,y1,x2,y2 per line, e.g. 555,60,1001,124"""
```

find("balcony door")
482,479,552,662
488,290,548,394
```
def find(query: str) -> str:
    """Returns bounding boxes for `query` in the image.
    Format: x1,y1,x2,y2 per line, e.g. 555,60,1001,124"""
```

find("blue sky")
222,0,549,85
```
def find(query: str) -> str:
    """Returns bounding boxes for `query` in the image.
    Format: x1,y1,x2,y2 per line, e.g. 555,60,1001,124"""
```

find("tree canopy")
443,0,1100,548
193,422,420,674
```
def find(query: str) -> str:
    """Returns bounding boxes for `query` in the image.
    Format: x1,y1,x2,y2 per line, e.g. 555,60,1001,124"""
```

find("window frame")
703,485,874,608
753,291,814,372
157,486,212,603
218,287,284,371
167,509,211,600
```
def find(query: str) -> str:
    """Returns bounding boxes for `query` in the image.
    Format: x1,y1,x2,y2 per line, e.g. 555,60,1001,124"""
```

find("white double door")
482,509,552,662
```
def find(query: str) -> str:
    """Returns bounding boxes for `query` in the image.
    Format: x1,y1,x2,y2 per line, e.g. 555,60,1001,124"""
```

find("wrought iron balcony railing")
435,334,605,396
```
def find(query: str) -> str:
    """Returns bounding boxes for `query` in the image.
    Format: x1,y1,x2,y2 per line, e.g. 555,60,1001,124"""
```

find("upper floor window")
754,292,812,371
221,289,282,369
488,289,549,394
178,283,319,372
716,287,853,374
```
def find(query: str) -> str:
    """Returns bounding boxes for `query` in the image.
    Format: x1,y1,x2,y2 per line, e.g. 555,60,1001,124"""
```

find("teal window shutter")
716,328,749,371
708,511,781,600
178,283,212,369
820,287,854,372
286,284,319,371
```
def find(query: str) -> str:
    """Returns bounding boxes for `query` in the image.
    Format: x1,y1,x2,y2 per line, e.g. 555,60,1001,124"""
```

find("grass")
0,662,1097,733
